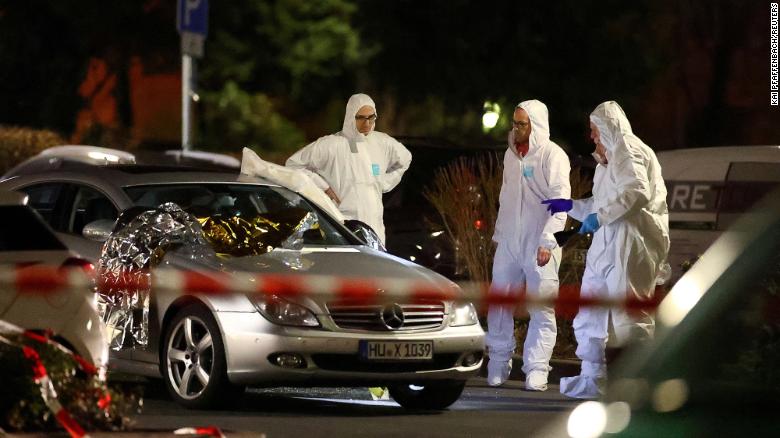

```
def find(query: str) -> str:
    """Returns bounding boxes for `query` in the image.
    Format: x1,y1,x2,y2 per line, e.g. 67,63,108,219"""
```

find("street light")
482,101,501,131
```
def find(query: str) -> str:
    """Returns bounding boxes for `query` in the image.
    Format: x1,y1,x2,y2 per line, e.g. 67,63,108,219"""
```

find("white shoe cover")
525,370,548,391
560,375,604,399
487,359,512,387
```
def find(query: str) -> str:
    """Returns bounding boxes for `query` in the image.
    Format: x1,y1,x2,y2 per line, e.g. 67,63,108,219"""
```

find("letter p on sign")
177,0,208,36
185,0,201,26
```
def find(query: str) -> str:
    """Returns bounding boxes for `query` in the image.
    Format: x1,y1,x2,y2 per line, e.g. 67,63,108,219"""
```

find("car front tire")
162,303,242,409
388,380,466,410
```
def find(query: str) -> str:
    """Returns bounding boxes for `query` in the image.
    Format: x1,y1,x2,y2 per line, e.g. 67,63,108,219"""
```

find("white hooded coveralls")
560,101,670,399
286,94,412,243
488,100,571,377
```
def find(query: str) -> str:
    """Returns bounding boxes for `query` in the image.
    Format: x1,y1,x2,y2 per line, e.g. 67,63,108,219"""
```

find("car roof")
2,163,277,188
657,145,780,160
2,146,245,179
38,145,137,163
657,145,780,181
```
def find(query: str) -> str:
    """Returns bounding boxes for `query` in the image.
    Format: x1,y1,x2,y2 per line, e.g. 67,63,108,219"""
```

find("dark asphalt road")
127,376,581,438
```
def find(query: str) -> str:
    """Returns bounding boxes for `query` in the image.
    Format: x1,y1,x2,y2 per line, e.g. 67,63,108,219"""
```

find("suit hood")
341,93,376,144
509,99,551,155
590,101,634,159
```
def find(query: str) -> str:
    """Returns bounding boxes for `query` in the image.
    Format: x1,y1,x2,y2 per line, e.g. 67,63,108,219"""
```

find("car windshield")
123,183,352,246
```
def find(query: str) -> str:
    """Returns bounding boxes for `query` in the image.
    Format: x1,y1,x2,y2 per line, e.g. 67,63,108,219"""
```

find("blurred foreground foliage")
0,336,141,433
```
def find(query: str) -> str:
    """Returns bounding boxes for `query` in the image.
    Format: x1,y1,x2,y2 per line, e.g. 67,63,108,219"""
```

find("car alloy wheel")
162,303,242,408
167,314,214,400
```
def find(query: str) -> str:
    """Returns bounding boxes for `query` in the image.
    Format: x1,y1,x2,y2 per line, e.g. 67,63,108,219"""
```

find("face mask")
592,151,607,166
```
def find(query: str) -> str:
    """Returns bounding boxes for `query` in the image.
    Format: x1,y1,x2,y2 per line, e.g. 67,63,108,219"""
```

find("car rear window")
0,206,66,251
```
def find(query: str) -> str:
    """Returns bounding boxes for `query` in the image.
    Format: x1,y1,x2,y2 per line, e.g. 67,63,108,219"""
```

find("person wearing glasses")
286,93,411,243
487,100,571,391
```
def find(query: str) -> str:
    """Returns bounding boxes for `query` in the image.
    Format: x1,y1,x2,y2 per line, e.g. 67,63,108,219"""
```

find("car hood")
163,245,458,311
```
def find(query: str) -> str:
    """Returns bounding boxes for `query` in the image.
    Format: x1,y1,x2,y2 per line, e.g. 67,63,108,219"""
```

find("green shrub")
199,81,306,160
0,126,65,175
424,154,502,284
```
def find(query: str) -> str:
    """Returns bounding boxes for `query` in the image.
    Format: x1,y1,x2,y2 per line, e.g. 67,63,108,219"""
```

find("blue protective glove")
578,213,600,234
541,198,573,215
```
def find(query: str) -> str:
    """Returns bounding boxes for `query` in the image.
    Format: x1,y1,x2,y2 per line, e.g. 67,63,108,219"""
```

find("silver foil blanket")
96,202,208,351
96,202,317,350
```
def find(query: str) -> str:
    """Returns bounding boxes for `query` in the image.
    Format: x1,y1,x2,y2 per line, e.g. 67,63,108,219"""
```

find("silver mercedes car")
0,159,484,410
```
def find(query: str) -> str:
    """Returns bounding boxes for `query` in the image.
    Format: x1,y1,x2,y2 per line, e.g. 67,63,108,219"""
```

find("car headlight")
251,294,320,327
450,302,478,326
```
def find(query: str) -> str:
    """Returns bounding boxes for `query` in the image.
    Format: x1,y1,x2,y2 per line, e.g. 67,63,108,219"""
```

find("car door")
0,204,70,315
18,182,119,262
56,184,119,262
19,182,71,230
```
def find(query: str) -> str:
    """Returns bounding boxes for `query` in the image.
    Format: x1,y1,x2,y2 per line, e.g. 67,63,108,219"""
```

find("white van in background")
656,145,780,282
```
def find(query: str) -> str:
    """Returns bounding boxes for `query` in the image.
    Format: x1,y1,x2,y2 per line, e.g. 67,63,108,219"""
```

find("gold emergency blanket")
199,208,316,257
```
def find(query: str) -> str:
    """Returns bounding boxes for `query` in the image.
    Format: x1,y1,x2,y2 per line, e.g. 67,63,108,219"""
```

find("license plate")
359,340,434,361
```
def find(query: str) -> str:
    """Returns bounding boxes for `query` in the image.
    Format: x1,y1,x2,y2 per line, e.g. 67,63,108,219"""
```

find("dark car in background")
383,137,503,279
536,188,780,438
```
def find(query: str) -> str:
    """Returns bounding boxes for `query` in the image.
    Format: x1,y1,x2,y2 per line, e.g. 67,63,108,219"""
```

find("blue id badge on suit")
372,164,380,176
522,166,534,178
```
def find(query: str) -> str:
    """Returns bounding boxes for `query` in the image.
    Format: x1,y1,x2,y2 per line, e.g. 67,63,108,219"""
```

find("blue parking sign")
177,0,209,36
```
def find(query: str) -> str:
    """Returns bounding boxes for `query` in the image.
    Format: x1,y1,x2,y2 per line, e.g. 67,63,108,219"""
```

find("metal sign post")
181,54,193,150
177,0,208,151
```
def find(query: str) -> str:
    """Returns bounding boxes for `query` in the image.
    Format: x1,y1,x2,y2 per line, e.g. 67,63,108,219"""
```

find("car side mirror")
344,219,386,252
82,219,115,242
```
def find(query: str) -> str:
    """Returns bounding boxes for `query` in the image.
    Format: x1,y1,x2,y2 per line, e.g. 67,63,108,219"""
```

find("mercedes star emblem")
380,303,405,330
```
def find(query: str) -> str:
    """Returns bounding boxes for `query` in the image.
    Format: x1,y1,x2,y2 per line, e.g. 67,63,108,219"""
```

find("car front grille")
327,300,446,331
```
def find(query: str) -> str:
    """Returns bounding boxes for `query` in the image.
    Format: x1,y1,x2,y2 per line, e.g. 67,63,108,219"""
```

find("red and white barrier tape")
0,264,662,311
0,321,91,438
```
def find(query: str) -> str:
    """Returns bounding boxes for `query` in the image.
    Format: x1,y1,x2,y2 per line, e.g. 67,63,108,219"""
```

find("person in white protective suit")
285,93,411,244
487,100,571,391
544,101,670,399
